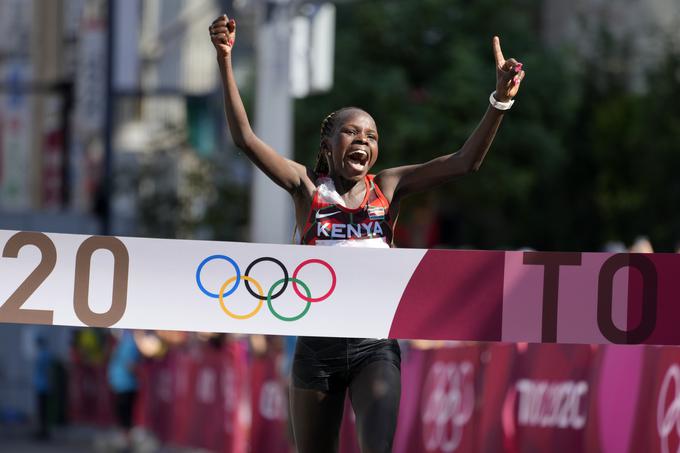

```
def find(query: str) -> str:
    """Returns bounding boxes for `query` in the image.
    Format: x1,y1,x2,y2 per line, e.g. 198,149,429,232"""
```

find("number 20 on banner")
0,231,129,327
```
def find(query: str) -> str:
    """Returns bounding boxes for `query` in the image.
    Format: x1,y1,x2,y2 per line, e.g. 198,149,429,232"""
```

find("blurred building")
0,0,101,232
0,0,255,237
0,0,253,422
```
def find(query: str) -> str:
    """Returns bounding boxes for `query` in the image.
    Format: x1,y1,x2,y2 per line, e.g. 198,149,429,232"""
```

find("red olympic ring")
292,259,337,303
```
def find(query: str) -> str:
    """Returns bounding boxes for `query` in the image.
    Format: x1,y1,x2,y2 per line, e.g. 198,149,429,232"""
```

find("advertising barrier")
64,341,680,452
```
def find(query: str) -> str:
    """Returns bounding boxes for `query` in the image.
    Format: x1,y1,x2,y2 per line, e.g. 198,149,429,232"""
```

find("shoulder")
373,168,404,203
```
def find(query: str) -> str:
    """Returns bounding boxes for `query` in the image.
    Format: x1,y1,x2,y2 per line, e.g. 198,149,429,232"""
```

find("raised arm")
376,36,525,201
210,15,308,193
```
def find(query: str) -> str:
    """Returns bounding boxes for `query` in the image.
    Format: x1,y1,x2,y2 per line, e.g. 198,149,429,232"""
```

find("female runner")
209,14,524,453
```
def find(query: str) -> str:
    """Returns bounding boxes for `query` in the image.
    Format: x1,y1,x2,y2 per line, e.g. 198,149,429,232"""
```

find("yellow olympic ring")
218,275,264,320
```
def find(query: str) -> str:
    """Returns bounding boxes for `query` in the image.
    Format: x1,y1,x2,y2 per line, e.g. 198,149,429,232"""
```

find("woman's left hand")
493,36,525,102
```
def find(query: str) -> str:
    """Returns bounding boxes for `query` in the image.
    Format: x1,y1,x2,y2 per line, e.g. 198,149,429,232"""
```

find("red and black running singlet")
301,174,395,246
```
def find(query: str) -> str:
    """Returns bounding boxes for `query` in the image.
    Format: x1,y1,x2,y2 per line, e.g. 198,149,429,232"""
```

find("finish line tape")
1,229,679,345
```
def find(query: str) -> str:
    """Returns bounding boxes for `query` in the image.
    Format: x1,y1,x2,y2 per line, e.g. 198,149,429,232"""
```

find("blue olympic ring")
196,255,241,298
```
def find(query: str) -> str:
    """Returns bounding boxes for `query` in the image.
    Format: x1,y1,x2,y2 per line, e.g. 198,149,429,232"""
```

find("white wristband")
489,91,514,111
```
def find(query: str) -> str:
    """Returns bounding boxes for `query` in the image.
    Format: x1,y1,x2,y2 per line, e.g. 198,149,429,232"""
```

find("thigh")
349,361,401,453
290,386,345,453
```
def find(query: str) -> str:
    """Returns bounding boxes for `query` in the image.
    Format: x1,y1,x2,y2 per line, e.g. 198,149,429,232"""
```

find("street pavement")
0,425,210,453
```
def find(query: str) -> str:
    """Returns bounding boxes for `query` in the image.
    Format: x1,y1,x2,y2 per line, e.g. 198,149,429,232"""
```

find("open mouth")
346,149,369,171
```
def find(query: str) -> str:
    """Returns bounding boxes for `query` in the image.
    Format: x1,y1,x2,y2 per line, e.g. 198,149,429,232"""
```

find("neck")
330,174,365,196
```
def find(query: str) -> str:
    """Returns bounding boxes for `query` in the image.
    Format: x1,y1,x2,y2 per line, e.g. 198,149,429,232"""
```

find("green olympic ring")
267,278,311,322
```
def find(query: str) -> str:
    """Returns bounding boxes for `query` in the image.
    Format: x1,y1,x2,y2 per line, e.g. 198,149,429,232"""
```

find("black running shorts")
292,336,401,393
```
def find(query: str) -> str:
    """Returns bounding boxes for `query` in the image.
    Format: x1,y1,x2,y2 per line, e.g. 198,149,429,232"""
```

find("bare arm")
376,36,525,201
210,15,308,194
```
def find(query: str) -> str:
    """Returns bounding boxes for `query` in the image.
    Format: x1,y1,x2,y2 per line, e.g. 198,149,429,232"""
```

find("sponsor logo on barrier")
259,380,287,421
196,367,217,404
222,367,237,433
157,369,174,403
421,361,475,452
657,364,680,453
196,256,336,321
515,379,588,429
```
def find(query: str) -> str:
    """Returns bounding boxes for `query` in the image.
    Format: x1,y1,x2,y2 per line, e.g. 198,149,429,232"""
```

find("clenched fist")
209,14,236,58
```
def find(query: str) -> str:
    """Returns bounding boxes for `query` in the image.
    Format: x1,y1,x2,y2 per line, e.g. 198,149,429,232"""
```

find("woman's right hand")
209,14,236,59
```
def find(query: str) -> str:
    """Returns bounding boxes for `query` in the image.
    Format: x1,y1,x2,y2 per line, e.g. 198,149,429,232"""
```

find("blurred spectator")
602,241,627,253
629,236,654,253
107,330,141,450
71,328,108,366
33,335,53,440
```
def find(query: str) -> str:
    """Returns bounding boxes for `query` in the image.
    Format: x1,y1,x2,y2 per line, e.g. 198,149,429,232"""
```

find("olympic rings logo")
195,255,337,321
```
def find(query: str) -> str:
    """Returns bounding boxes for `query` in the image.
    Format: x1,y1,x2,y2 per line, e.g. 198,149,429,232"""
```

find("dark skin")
209,15,525,236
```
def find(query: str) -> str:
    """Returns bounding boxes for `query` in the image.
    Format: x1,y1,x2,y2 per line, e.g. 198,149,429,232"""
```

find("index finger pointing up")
493,36,505,68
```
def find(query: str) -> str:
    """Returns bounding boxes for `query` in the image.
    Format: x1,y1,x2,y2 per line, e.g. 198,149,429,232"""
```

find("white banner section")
0,230,425,338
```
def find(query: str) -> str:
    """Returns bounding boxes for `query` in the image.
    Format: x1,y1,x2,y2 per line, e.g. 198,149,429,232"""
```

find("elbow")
230,130,255,151
450,151,481,175
231,136,247,150
459,157,481,174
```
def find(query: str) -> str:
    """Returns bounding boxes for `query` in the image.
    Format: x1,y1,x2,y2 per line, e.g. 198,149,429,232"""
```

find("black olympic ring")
244,257,289,300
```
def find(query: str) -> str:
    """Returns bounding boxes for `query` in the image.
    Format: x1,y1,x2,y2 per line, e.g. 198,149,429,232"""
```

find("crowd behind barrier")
64,330,680,453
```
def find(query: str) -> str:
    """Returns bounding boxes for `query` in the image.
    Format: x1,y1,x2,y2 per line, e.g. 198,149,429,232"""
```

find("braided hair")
313,107,365,178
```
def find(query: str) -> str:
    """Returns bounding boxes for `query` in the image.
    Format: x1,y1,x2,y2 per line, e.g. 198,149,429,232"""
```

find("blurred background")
1,0,679,451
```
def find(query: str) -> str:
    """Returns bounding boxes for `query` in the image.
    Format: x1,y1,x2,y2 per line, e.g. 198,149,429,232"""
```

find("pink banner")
390,251,680,345
584,345,645,453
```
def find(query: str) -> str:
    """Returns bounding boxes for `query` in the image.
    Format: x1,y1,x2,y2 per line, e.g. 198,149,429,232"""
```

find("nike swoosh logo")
315,210,342,220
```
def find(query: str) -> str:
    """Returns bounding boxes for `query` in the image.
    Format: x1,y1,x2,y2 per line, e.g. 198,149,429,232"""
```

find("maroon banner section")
393,344,482,452
67,362,114,426
394,347,430,453
166,350,193,446
250,348,289,453
186,346,229,451
476,344,517,453
507,344,594,453
641,255,680,345
628,346,680,453
584,345,646,453
389,250,505,341
135,351,177,442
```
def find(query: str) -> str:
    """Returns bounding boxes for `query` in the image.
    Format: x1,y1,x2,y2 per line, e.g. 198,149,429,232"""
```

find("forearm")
216,54,304,192
455,105,505,172
218,55,255,149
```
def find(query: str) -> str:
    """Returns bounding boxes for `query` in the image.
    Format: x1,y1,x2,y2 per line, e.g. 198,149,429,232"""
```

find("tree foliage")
294,0,680,251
